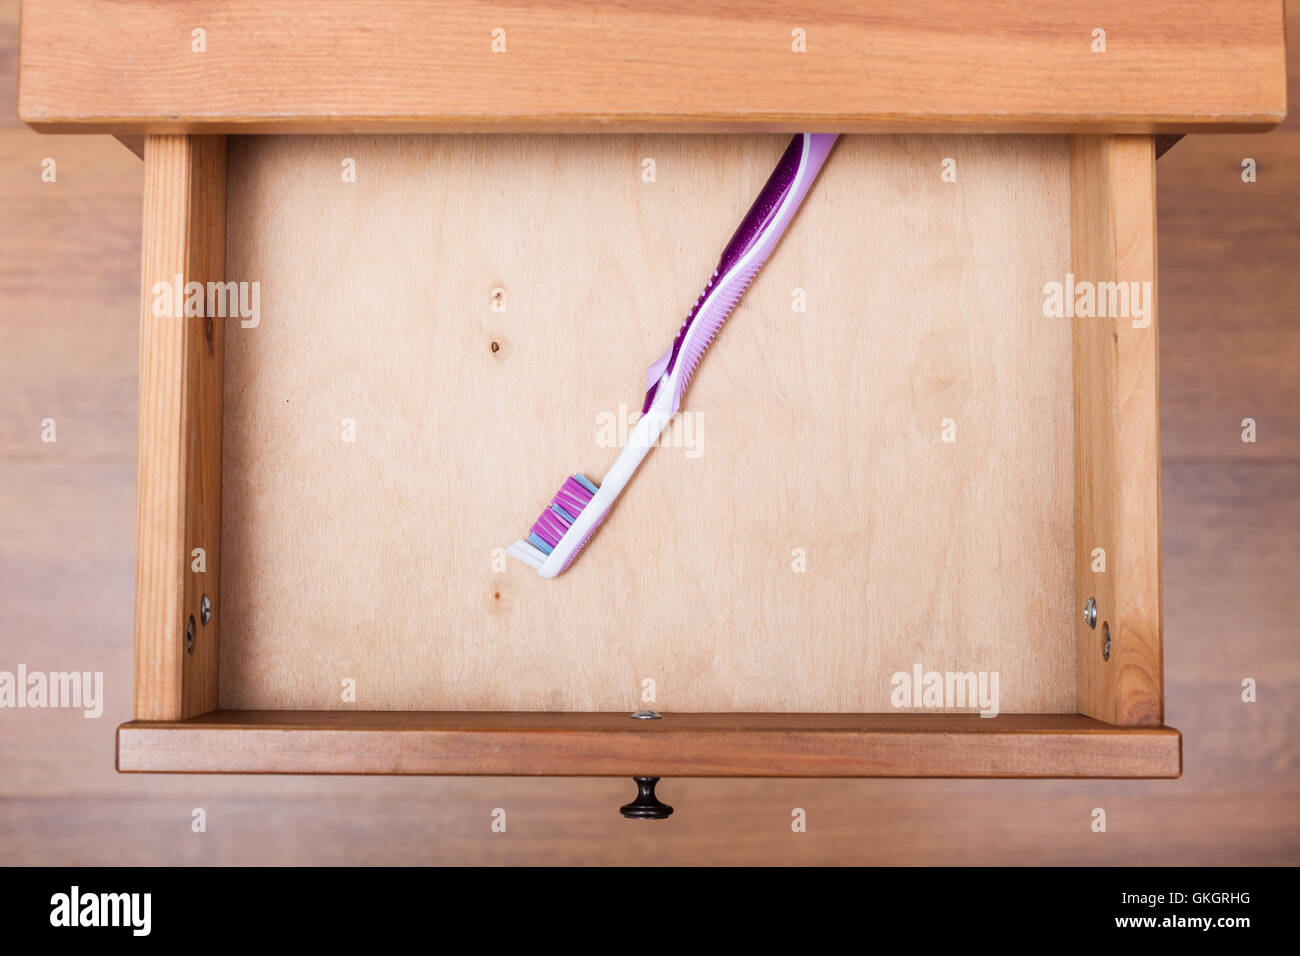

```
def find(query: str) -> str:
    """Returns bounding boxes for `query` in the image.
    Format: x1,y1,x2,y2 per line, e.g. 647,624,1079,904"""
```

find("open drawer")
21,0,1285,800
117,131,1179,781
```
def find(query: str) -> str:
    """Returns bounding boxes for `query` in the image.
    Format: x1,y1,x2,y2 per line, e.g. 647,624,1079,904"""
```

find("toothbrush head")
506,473,608,576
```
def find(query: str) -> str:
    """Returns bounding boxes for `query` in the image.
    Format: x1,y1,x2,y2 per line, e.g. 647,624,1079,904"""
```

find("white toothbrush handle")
537,387,675,578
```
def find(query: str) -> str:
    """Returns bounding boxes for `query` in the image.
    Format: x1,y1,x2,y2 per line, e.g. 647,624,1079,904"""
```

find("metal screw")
1102,622,1111,660
631,710,662,720
1083,597,1097,629
200,593,212,625
185,615,195,654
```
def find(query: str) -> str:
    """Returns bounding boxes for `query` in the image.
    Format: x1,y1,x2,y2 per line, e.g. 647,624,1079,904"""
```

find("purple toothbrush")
508,133,839,577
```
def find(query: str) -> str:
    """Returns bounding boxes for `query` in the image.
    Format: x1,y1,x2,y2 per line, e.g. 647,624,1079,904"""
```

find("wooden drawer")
114,131,1178,779
19,0,1288,799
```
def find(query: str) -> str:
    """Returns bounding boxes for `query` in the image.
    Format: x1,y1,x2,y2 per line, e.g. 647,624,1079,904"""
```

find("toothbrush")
507,133,839,577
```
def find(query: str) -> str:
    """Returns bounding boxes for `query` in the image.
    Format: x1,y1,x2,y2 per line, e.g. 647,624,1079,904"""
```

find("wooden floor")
1,0,1296,863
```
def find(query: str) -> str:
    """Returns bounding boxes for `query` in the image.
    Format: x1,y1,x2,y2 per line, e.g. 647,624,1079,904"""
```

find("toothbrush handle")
717,133,839,283
538,136,838,579
644,133,839,414
536,385,675,578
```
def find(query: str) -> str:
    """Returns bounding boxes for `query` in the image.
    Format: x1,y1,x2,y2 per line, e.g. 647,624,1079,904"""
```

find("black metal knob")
619,777,673,820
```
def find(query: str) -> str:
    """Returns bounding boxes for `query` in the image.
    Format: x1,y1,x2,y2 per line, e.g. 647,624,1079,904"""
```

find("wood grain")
8,786,1299,866
1157,132,1300,459
117,712,1181,778
1068,136,1163,725
134,134,225,719
220,133,1076,714
17,0,1287,134
3,2,1296,862
115,135,145,160
0,131,142,459
0,119,144,798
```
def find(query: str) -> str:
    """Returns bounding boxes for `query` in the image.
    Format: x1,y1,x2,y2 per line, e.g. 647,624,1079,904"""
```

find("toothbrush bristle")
525,474,597,556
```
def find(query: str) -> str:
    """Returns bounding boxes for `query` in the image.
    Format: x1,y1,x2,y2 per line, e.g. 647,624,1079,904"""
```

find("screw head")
200,593,212,625
630,710,662,720
1102,622,1111,660
1083,597,1098,629
185,615,195,654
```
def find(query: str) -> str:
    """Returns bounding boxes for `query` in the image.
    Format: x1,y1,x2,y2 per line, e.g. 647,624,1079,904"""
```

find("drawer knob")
619,776,673,820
